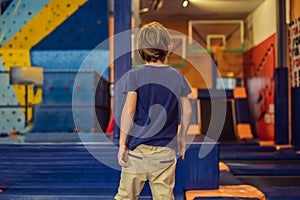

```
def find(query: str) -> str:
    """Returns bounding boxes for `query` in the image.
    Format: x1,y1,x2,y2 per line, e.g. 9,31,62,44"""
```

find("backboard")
188,20,244,53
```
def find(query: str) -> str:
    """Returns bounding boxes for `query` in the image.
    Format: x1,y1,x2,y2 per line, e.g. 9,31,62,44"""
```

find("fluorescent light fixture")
182,0,189,7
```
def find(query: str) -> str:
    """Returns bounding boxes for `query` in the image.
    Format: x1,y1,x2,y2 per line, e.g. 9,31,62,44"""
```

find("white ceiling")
140,0,265,21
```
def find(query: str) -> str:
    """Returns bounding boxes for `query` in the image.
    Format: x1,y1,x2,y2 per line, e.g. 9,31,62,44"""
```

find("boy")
115,22,192,200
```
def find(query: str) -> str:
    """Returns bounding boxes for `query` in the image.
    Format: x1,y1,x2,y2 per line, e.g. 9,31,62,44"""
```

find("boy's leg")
115,146,148,200
148,152,176,200
114,170,146,200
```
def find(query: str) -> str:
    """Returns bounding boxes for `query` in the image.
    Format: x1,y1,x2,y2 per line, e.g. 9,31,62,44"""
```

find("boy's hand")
177,137,186,160
118,145,129,167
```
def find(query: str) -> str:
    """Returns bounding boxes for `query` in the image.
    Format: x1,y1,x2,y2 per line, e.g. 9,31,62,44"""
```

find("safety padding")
220,151,300,160
198,89,233,99
226,163,300,175
200,99,237,142
275,67,288,144
176,141,219,190
234,99,251,124
237,124,253,140
233,87,253,140
219,170,242,186
233,87,247,99
182,99,201,134
0,144,190,199
0,144,121,190
292,87,300,146
219,162,230,172
185,185,266,200
220,145,276,152
259,186,300,200
188,87,199,99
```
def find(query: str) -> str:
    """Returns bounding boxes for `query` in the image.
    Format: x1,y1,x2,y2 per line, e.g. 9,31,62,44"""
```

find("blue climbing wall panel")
32,0,109,50
0,57,25,133
28,0,110,133
42,71,104,105
30,50,110,79
0,0,51,48
31,70,110,133
1,0,110,135
0,0,13,14
32,106,106,132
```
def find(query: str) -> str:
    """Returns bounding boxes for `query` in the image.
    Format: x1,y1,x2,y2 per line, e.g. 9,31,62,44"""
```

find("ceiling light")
182,0,189,8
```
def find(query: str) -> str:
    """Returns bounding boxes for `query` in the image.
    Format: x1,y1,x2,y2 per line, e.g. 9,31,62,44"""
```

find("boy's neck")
145,61,168,67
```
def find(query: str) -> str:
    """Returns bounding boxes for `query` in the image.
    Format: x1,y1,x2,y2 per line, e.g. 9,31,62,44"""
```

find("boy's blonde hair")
137,22,171,63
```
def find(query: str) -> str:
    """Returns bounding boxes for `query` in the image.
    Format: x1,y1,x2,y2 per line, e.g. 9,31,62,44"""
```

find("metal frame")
207,34,226,50
170,34,186,68
188,20,244,53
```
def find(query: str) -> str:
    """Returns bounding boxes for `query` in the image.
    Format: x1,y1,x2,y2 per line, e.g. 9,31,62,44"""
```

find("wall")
291,0,300,21
244,0,277,140
0,0,110,134
163,20,212,89
244,34,276,140
244,0,276,51
141,20,244,89
290,0,300,146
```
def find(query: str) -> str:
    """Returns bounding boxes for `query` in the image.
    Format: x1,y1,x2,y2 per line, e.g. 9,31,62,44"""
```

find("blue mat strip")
220,151,300,160
259,186,300,200
226,163,300,175
0,143,219,198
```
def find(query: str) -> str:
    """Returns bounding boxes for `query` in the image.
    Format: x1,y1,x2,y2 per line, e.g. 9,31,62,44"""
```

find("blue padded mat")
218,139,260,146
234,98,251,124
198,89,233,99
226,163,300,175
259,186,300,200
220,145,276,152
0,142,218,199
0,188,184,200
220,151,300,160
219,170,242,185
194,198,259,200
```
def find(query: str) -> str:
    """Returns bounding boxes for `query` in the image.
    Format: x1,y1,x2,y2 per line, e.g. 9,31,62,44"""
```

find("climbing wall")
0,0,13,14
0,0,109,134
0,57,25,134
31,50,110,79
32,0,108,50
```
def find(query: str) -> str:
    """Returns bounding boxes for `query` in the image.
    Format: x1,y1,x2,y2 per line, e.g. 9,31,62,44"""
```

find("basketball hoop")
211,43,225,62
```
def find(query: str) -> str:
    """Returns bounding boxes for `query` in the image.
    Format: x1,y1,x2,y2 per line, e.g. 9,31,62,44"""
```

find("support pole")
113,0,132,139
274,0,289,144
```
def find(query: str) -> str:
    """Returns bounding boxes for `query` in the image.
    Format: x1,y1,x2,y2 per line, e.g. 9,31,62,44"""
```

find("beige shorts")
114,144,177,200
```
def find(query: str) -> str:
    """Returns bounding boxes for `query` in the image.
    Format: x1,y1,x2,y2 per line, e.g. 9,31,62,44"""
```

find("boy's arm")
118,91,137,167
178,96,192,159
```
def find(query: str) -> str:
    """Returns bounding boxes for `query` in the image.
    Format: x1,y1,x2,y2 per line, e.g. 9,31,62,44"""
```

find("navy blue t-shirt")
123,65,191,150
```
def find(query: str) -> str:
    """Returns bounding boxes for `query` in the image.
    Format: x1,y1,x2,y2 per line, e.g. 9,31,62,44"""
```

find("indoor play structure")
0,0,300,199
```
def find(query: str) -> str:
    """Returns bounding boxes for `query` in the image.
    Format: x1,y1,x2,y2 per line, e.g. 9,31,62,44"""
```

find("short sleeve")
123,70,137,93
179,74,192,97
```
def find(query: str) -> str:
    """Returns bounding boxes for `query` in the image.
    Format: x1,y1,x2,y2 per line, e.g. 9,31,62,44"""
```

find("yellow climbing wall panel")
1,0,87,50
0,0,87,123
1,49,32,121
